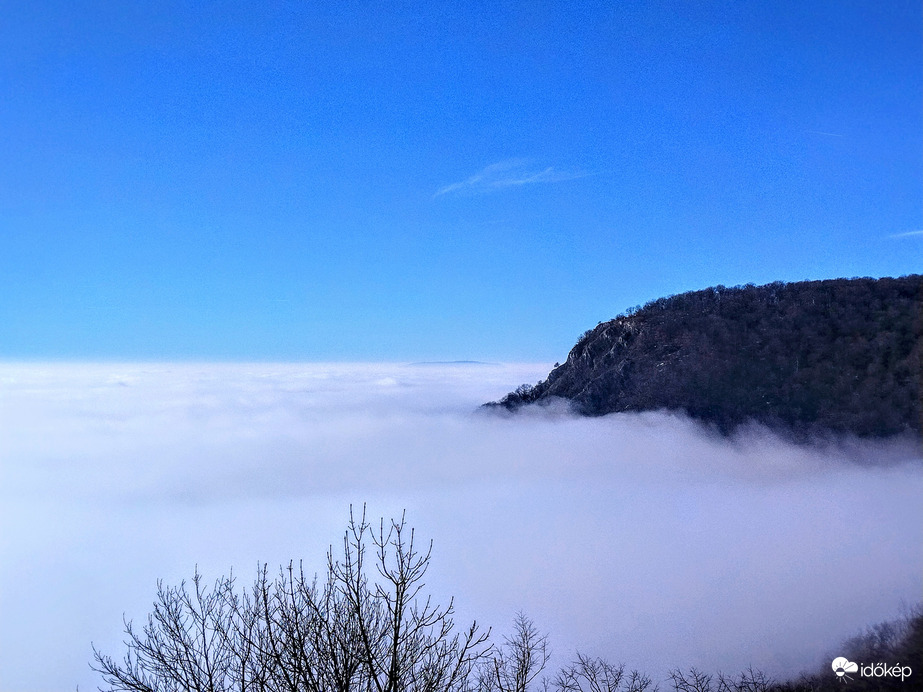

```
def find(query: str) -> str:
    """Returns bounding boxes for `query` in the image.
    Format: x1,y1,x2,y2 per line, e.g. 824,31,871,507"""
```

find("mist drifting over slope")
1,362,920,692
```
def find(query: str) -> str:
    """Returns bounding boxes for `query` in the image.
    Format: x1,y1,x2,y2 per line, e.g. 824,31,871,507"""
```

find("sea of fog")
1,362,920,691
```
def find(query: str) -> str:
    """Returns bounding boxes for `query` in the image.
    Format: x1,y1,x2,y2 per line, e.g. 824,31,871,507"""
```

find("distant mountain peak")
410,360,492,366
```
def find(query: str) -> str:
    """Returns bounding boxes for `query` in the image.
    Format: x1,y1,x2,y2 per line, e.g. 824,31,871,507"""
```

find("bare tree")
93,507,683,692
555,654,624,692
668,668,714,692
93,570,239,692
624,669,657,692
328,507,492,692
231,561,368,692
715,667,774,692
92,507,492,692
554,653,656,692
478,611,550,692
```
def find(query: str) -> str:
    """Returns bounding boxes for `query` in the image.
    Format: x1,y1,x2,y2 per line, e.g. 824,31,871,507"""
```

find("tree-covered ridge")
490,276,922,438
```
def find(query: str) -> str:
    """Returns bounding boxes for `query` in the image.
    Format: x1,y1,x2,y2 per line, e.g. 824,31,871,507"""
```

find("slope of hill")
487,276,922,438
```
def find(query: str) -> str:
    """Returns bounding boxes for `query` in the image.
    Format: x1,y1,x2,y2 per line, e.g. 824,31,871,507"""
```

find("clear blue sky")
1,0,920,361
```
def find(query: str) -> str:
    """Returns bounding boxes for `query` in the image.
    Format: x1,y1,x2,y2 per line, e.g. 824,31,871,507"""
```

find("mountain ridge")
486,275,922,439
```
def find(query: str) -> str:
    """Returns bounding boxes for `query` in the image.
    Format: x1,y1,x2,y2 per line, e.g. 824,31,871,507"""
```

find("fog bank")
1,362,920,691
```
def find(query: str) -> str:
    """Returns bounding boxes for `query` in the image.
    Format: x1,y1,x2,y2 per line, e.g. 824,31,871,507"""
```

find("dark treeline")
93,511,921,692
664,607,923,691
488,276,922,439
766,608,922,692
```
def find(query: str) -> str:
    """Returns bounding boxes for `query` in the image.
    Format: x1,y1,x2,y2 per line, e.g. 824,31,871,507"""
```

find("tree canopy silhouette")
489,275,922,439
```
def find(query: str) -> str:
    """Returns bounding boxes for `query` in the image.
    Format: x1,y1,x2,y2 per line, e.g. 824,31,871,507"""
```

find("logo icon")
832,657,858,683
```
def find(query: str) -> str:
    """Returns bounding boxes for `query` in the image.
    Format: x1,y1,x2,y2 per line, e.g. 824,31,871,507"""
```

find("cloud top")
0,362,920,692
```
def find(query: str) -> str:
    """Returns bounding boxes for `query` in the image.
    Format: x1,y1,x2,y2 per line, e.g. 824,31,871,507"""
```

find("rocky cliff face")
487,276,922,438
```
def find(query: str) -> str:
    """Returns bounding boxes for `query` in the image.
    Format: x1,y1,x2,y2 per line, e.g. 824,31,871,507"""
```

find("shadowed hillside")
488,276,922,438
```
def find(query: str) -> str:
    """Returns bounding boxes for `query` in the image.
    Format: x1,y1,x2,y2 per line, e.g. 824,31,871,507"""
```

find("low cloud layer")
1,362,920,691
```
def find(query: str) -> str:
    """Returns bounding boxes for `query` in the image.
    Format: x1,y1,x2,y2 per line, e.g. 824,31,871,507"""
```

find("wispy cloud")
805,129,844,137
888,230,923,239
435,159,590,197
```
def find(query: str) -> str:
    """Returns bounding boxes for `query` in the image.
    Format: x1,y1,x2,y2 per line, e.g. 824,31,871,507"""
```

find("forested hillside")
488,276,922,438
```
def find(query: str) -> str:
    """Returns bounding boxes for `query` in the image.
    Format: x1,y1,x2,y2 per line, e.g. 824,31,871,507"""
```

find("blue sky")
1,0,920,361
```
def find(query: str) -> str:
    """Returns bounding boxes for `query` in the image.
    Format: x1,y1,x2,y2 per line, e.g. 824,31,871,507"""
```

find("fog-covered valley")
1,362,920,691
